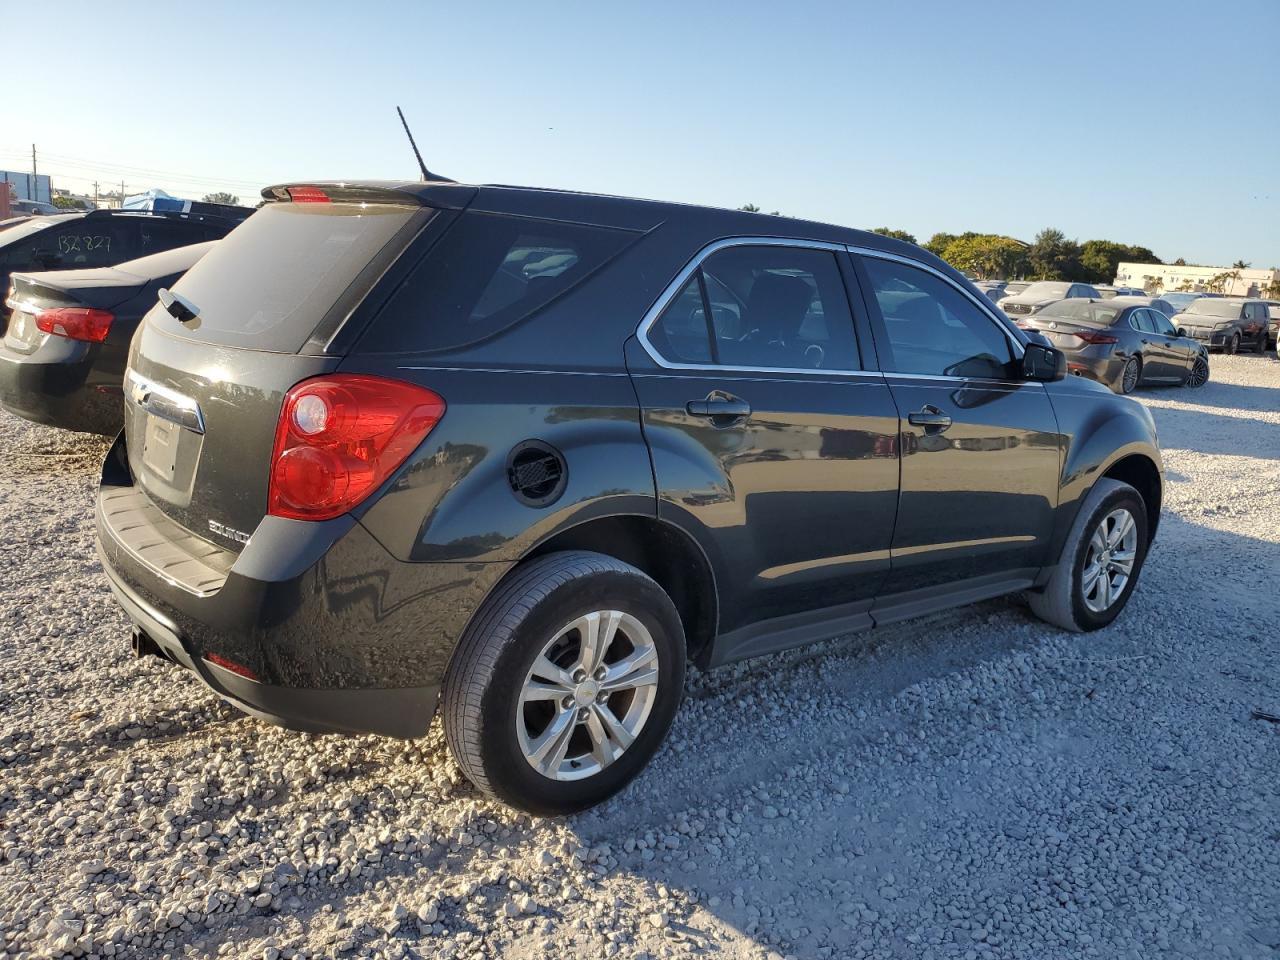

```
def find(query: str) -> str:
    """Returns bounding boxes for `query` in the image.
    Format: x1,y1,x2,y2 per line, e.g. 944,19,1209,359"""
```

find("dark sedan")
0,242,213,434
1018,298,1208,394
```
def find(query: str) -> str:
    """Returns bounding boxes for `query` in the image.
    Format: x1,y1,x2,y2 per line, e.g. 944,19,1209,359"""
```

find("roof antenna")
397,106,453,183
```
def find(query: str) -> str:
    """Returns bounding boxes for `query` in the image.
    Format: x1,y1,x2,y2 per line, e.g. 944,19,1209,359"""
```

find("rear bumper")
0,341,123,435
94,434,514,738
98,553,439,737
1064,353,1126,391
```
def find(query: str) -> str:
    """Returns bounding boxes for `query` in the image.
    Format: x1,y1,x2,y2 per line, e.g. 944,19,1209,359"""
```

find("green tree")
202,191,240,205
870,227,917,244
1029,228,1082,280
1232,259,1250,269
738,203,761,213
52,195,85,210
1173,257,1187,266
923,232,958,258
940,234,1029,279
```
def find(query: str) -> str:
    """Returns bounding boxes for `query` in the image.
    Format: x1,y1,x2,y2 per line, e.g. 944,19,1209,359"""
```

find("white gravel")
1,354,1277,960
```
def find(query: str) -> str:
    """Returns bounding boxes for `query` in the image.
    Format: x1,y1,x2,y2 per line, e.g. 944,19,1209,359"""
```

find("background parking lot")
1,356,1277,960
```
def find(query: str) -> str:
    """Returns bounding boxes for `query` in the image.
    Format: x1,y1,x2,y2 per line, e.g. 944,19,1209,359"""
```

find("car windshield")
1183,299,1244,319
1038,300,1121,325
1020,281,1071,299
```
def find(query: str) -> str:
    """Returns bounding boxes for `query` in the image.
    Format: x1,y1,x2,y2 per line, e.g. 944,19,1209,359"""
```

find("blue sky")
8,0,1278,267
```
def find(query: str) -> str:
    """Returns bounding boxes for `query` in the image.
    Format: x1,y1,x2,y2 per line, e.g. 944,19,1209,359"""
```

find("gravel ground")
1,354,1277,960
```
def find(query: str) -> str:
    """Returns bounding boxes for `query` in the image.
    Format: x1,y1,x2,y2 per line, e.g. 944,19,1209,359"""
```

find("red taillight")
1073,330,1119,345
204,652,259,681
286,186,331,204
34,307,114,343
268,374,445,521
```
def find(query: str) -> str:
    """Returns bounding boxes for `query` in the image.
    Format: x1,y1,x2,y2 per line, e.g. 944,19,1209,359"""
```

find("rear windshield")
356,211,637,354
158,203,422,353
1183,299,1243,319
1020,281,1071,299
1038,300,1121,325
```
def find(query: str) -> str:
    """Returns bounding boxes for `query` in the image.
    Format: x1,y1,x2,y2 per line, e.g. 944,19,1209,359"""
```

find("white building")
1115,262,1279,297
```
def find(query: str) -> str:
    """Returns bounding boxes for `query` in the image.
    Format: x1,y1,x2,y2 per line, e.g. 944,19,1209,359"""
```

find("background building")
1,170,51,204
1116,262,1279,297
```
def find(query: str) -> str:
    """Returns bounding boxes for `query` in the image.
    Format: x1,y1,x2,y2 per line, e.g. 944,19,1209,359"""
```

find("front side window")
862,256,1015,379
1151,311,1177,336
649,245,860,371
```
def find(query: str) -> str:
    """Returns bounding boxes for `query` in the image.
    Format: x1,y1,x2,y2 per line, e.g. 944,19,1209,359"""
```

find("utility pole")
31,144,37,202
120,179,126,208
93,181,99,206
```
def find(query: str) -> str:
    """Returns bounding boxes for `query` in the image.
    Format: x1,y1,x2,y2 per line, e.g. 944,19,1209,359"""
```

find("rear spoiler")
262,181,476,210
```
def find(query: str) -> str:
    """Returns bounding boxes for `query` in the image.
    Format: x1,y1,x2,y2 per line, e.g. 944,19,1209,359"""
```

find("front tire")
1226,333,1239,355
1028,478,1149,633
443,551,686,815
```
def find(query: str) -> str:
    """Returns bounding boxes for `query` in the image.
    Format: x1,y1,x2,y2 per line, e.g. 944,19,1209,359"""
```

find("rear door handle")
687,394,751,420
908,405,952,430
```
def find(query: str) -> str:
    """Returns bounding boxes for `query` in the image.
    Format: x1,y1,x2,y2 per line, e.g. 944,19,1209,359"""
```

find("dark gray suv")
96,181,1163,814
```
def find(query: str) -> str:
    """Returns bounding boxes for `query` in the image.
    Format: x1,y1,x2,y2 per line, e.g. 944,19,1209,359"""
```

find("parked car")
998,280,1101,319
1263,301,1279,349
1094,285,1146,299
96,180,1163,814
1108,294,1180,320
1002,281,1032,296
1018,298,1209,394
1173,297,1271,354
0,206,250,296
1159,291,1216,314
9,198,60,217
0,242,214,435
972,280,1007,304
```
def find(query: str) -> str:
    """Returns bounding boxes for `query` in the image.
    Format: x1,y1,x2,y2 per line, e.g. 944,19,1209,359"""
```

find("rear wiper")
158,287,198,324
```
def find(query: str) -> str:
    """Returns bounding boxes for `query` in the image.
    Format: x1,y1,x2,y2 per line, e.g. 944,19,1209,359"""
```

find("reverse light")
286,186,332,204
1072,330,1119,345
268,374,445,521
34,307,114,343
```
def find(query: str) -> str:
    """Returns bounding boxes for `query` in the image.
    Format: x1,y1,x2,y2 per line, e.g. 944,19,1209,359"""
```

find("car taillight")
286,186,331,204
1072,330,1119,345
268,374,445,521
34,307,114,343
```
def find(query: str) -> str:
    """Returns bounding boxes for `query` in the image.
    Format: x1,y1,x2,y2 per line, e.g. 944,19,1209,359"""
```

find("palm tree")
1232,259,1250,269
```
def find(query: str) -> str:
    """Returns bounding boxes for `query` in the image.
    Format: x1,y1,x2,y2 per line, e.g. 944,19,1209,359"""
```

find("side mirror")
1023,343,1066,382
1177,328,1187,338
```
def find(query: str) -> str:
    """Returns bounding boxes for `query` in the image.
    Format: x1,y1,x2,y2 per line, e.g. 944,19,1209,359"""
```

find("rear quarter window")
355,211,638,354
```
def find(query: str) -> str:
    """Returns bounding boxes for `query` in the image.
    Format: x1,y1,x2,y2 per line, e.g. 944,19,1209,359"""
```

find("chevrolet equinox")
96,181,1163,814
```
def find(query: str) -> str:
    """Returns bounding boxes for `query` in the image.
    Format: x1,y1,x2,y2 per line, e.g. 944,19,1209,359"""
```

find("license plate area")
142,415,181,482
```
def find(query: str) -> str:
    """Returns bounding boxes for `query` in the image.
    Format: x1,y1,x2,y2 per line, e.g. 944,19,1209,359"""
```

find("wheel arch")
493,513,720,667
1100,453,1162,543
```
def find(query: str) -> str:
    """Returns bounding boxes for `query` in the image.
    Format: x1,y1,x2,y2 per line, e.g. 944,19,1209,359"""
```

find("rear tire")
442,551,686,816
1255,331,1268,354
1185,354,1209,388
1119,356,1141,395
1028,478,1149,633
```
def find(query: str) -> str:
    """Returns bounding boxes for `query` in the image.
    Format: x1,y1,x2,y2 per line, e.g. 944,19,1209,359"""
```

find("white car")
998,281,1101,319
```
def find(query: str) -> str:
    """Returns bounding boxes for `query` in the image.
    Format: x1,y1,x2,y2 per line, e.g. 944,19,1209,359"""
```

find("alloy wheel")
516,610,660,782
1121,358,1140,394
1187,356,1209,387
1081,508,1138,614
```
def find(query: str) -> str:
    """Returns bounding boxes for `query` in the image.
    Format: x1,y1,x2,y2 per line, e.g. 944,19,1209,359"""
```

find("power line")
0,148,268,189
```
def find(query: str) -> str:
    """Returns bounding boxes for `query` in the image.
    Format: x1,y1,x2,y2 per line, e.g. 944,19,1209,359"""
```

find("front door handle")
687,394,751,421
908,404,952,431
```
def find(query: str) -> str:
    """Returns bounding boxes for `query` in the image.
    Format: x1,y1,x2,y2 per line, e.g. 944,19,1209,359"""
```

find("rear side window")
159,203,423,353
358,212,637,354
649,245,861,371
137,218,219,256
